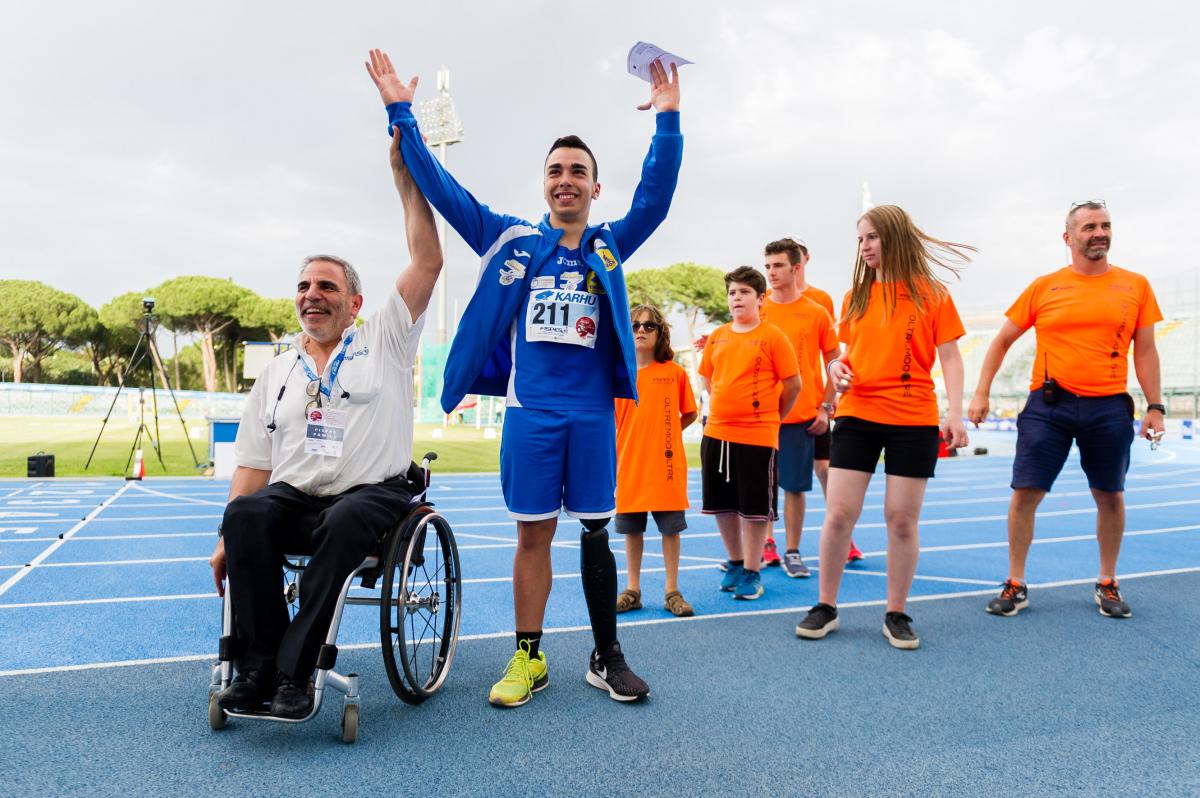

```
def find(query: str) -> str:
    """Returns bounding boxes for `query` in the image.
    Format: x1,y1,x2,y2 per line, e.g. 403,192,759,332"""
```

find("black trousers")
222,477,415,680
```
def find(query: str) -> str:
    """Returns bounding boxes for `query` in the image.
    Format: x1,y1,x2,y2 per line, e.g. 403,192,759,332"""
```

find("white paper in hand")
627,41,693,82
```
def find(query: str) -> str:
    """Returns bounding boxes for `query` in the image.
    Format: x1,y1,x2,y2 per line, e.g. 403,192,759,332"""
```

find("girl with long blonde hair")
795,205,973,649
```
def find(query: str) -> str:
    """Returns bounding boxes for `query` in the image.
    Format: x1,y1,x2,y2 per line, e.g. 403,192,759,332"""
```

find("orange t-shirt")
614,361,697,513
698,321,799,448
837,282,965,426
1006,265,1163,397
762,294,837,424
801,284,836,319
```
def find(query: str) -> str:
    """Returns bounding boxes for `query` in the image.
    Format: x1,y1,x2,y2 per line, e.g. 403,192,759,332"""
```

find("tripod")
85,299,202,473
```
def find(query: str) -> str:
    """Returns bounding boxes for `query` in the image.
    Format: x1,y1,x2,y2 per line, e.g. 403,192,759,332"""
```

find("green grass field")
1,415,703,478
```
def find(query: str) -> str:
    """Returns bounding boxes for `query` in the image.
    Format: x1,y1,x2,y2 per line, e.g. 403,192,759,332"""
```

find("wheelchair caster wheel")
208,693,227,730
340,703,359,744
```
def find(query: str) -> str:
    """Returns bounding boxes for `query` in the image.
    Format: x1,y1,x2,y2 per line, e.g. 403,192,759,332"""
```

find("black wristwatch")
1147,403,1166,415
217,523,223,538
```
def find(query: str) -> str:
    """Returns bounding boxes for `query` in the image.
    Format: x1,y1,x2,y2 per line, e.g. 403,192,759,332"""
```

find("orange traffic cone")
130,448,145,480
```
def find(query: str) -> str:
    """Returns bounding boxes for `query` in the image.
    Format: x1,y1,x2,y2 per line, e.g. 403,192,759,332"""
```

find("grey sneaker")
782,551,810,579
1095,579,1131,618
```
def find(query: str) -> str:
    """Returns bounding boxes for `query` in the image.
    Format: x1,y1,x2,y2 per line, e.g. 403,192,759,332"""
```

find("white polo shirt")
234,289,425,496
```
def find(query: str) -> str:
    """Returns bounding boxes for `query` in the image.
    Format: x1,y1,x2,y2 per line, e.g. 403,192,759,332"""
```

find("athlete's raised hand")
366,49,418,106
637,58,680,112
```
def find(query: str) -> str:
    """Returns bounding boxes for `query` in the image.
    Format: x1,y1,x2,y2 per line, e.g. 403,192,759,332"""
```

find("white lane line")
0,592,215,610
60,532,216,541
4,566,1197,678
14,521,1196,575
8,556,209,569
0,483,132,599
128,484,224,506
91,514,223,522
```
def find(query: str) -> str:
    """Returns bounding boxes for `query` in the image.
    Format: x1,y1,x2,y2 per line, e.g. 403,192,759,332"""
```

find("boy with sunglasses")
614,305,698,617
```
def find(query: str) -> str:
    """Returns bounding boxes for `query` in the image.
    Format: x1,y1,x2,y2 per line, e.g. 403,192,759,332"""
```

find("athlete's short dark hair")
725,265,766,296
546,135,598,182
764,238,806,265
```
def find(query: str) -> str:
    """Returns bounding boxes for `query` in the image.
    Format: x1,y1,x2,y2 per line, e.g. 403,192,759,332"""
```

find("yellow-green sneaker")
487,644,549,708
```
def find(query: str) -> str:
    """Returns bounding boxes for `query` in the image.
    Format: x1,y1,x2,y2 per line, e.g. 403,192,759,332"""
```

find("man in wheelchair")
208,122,442,720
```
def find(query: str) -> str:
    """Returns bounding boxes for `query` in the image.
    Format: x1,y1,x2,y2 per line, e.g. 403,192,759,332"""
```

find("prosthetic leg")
579,518,618,653
580,517,650,701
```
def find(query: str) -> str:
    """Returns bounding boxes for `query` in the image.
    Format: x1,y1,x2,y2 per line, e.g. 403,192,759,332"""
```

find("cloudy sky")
3,0,1197,336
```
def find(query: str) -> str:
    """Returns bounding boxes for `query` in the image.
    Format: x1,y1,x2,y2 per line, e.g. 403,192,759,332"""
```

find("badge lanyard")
300,333,354,401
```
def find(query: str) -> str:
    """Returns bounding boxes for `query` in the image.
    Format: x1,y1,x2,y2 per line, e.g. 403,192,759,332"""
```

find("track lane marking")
3,566,1197,678
0,483,131,599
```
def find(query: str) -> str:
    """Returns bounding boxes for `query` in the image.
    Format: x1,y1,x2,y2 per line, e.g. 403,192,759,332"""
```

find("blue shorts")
777,421,816,493
500,407,616,521
1012,390,1134,493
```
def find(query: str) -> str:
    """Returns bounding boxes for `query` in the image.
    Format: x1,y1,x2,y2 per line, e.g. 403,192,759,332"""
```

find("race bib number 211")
525,288,600,348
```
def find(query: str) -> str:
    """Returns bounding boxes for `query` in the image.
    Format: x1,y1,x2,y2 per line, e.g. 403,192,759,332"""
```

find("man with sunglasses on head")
208,122,443,719
968,200,1165,620
366,48,682,707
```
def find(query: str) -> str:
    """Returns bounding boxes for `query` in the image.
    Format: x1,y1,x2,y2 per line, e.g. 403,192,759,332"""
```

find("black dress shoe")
270,674,314,719
216,668,276,712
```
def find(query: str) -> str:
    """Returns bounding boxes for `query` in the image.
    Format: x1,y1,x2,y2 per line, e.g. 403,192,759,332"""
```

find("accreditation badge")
304,407,347,457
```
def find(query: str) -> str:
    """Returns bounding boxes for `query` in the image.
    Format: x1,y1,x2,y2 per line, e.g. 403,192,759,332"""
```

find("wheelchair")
207,453,462,743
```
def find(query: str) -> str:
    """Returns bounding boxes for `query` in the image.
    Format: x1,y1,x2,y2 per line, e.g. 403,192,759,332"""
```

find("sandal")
616,588,642,613
664,590,694,617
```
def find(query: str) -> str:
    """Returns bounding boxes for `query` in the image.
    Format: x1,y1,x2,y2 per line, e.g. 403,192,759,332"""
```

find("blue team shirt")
507,245,616,410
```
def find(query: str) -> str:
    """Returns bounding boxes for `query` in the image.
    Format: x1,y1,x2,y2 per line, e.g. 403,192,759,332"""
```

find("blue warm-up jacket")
385,102,683,414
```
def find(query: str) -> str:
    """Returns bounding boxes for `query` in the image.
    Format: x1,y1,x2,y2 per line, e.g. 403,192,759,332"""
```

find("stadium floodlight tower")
417,65,465,344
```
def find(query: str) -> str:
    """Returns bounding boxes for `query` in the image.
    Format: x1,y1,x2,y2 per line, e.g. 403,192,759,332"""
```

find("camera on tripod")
142,297,156,313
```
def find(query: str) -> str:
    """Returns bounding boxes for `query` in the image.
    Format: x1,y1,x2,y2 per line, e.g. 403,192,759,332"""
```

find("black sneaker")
586,641,649,702
795,603,838,639
216,668,276,712
986,579,1029,617
1095,579,1132,618
882,611,920,650
270,673,315,719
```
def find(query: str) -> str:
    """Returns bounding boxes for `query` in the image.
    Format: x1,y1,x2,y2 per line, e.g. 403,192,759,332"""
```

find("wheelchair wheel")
283,557,306,621
208,693,227,730
380,506,461,705
340,703,359,744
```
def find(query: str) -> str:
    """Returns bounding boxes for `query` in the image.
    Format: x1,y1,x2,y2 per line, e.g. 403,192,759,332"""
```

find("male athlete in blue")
367,49,682,706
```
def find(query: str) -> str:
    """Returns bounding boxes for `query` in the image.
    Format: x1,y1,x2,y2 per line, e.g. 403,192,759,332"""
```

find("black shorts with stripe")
700,435,778,521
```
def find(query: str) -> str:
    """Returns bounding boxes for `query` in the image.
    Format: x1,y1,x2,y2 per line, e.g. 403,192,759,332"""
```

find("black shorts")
700,435,778,521
829,416,940,479
814,427,832,461
615,510,687,535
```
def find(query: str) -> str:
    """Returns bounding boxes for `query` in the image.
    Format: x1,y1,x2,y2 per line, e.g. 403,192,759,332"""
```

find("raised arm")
609,60,684,258
389,128,443,320
366,49,508,256
967,320,1026,426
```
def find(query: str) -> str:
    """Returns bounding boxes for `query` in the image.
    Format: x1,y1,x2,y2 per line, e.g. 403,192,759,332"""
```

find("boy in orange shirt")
761,239,840,578
795,205,970,649
969,201,1165,619
614,305,698,617
700,266,801,600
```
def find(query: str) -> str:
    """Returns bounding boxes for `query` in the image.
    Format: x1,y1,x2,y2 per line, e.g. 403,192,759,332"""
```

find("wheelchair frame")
207,453,461,743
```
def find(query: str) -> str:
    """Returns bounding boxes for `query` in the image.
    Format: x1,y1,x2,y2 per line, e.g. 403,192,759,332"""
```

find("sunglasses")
1070,199,1106,210
304,379,322,415
631,321,660,332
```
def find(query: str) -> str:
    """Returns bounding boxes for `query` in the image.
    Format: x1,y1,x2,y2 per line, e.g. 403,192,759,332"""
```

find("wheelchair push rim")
380,506,461,704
